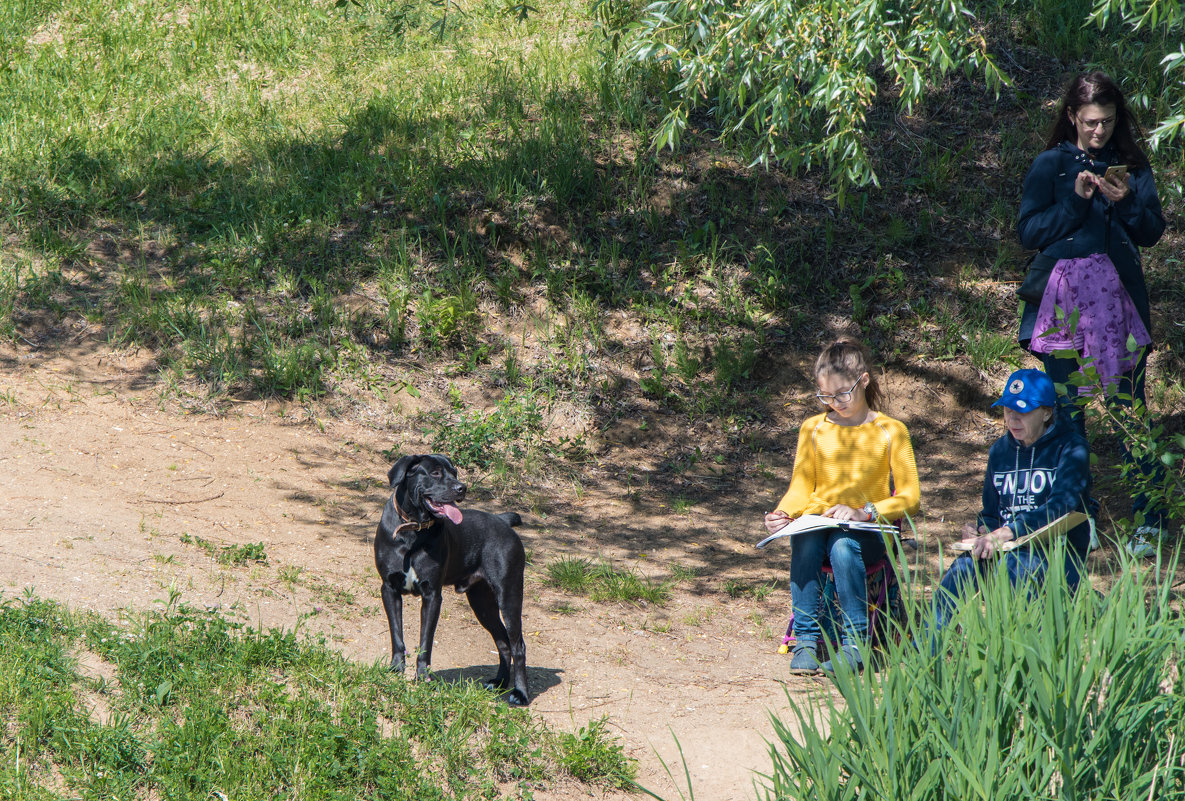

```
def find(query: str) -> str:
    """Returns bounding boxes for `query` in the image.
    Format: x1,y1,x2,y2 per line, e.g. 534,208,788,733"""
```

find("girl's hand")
958,526,1014,560
1095,171,1131,203
1074,170,1097,199
824,504,868,522
764,510,791,535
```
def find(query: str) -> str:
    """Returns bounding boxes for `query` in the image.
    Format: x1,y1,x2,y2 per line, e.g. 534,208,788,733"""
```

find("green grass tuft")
544,558,672,606
552,717,637,789
180,533,268,565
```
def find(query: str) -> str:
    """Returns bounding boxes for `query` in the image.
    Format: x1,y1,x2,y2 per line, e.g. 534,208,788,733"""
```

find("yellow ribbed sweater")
775,412,921,521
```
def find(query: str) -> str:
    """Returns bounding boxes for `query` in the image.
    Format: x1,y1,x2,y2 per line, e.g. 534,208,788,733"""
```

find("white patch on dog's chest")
402,565,419,592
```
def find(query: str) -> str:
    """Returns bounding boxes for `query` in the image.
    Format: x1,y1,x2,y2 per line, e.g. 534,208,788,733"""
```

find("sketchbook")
947,511,1089,554
755,514,894,550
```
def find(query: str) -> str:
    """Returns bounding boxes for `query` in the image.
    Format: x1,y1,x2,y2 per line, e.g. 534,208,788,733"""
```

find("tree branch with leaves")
612,0,1009,197
1089,0,1185,152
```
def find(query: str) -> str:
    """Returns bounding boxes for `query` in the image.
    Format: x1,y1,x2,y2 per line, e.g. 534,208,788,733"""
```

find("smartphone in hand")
1103,164,1129,183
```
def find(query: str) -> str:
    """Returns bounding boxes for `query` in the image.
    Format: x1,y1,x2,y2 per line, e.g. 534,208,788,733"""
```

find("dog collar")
393,493,435,531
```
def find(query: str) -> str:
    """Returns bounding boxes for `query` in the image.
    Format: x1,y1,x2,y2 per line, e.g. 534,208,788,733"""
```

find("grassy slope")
3,0,1183,393
0,592,635,798
3,0,1183,503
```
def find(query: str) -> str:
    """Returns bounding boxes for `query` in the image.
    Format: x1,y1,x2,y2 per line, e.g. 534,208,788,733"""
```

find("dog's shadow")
428,664,564,703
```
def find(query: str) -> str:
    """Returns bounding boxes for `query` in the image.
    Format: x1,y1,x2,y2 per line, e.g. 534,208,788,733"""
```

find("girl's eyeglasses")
816,378,862,405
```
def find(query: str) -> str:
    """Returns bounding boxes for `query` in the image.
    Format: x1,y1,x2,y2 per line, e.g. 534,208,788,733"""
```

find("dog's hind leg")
380,581,407,673
465,583,519,697
498,589,530,707
469,581,529,706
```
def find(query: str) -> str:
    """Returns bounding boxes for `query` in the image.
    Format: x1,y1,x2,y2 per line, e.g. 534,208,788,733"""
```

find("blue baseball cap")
992,368,1057,412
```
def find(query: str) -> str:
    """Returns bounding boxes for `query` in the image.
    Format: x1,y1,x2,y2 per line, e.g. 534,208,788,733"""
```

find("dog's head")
387,454,466,525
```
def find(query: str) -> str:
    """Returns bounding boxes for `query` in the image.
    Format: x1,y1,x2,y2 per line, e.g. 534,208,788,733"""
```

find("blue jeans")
932,549,1085,632
1042,351,1163,527
790,527,886,644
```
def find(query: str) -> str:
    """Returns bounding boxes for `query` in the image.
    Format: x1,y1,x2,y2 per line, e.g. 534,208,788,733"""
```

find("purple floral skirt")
1030,253,1150,394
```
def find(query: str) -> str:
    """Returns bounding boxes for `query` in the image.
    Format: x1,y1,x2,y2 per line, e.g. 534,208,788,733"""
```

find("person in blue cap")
933,368,1092,630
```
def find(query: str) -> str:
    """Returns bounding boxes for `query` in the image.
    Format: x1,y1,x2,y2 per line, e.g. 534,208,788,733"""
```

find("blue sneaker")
820,644,863,675
789,640,820,673
1126,525,1161,558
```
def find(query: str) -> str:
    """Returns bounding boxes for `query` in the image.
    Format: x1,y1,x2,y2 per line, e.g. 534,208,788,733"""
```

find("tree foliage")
612,0,1010,195
1089,0,1185,152
608,0,1185,193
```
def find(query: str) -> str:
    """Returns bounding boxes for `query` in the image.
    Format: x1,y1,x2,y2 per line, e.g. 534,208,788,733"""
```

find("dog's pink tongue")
441,504,463,525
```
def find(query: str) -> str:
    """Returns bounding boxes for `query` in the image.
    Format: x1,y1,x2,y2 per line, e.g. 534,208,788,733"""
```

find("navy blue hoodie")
977,412,1092,555
1017,140,1165,344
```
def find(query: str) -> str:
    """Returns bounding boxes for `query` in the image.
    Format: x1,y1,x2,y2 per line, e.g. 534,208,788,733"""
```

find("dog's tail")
496,512,523,528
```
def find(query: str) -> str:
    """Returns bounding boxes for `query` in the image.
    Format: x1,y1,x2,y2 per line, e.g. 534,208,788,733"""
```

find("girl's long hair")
814,338,882,411
1045,71,1150,168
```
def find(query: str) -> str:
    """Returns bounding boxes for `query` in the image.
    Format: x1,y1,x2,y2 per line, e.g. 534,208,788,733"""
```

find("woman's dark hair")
1045,71,1149,168
814,338,882,411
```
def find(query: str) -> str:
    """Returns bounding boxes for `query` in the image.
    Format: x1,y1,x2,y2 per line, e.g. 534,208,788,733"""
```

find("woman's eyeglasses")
1076,113,1116,131
816,378,862,405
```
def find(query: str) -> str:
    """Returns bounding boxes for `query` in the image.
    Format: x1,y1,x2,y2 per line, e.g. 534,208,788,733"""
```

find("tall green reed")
764,544,1185,800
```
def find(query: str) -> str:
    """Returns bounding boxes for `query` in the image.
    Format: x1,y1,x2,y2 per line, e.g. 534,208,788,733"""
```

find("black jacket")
1017,140,1165,344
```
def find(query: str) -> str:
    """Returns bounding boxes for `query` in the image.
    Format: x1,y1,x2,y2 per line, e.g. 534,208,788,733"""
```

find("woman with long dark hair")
1017,71,1167,556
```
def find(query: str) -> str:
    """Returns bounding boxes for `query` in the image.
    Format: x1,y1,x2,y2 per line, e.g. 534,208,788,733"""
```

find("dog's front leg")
380,581,407,673
416,584,443,680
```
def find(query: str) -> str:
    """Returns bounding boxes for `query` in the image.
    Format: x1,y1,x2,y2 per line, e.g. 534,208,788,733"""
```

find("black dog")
374,454,529,706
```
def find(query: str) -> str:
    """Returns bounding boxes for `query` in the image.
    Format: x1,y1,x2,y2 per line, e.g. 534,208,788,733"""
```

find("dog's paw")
505,689,530,707
482,677,509,692
388,657,406,673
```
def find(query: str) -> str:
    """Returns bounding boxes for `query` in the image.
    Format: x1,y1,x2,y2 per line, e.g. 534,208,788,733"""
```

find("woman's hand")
956,525,1014,560
764,510,791,535
824,504,870,522
1094,171,1131,203
1074,170,1097,199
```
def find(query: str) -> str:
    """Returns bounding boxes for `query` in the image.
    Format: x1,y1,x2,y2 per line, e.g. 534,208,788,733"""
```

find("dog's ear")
387,455,420,489
429,453,458,475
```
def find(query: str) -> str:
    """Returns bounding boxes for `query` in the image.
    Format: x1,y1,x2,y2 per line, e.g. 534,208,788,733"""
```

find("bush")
423,389,547,468
1052,335,1185,528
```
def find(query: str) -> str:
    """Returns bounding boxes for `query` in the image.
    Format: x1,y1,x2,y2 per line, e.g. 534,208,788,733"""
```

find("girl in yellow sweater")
763,339,920,674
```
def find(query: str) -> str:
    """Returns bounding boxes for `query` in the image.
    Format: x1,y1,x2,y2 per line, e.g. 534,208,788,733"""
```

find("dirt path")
1,342,994,800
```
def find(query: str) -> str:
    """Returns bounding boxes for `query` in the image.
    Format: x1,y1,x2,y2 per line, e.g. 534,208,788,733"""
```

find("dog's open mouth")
425,498,463,525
